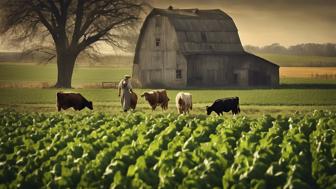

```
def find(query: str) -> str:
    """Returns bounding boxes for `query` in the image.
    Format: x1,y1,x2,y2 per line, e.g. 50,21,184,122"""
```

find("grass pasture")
1,63,336,88
0,61,336,116
0,88,335,116
1,88,335,106
0,63,131,87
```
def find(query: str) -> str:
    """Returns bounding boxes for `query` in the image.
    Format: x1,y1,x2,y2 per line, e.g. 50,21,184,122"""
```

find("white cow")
175,92,192,114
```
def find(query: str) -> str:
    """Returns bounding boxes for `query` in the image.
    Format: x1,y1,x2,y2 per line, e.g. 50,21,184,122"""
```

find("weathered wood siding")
133,15,187,87
186,55,279,87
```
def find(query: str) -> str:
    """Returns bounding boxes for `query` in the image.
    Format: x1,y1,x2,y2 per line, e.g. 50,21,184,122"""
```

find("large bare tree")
0,0,146,88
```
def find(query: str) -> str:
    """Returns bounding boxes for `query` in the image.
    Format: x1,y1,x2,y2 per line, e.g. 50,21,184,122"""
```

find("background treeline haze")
1,43,335,64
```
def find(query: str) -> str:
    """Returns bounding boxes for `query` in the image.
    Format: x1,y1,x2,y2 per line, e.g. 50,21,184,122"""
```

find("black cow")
206,97,240,115
57,92,93,111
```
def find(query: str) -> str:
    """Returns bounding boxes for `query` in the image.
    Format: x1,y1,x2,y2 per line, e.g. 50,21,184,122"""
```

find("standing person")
118,75,133,112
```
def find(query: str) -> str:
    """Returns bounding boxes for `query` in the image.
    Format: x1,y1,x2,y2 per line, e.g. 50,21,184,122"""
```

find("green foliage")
0,109,335,188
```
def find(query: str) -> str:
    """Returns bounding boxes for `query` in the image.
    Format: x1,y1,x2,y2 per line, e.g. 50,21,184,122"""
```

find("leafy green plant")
0,109,335,188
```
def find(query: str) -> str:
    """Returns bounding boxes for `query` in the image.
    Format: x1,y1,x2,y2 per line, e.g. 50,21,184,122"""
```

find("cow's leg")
57,105,61,112
233,109,238,115
161,103,167,111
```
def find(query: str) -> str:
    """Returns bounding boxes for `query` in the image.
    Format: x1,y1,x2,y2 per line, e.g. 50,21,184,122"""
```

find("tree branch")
77,15,137,52
71,0,84,48
31,2,57,39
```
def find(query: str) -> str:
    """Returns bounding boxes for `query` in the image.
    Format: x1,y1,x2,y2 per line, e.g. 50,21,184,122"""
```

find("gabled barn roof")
136,8,244,56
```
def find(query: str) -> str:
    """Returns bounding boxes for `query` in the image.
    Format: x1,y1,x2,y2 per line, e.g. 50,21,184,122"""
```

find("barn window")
176,69,182,79
201,32,207,42
155,38,161,47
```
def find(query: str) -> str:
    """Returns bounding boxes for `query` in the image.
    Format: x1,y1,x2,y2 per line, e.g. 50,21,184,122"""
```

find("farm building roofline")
184,52,279,67
151,8,233,20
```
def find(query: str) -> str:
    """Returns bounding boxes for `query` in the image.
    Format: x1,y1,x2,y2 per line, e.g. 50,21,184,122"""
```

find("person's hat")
124,75,131,79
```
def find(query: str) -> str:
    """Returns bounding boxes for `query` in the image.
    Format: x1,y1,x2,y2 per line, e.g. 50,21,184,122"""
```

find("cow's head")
141,92,149,101
206,105,212,115
178,98,185,113
87,101,93,110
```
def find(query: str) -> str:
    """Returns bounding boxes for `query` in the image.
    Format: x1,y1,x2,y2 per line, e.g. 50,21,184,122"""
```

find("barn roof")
141,8,244,55
185,52,279,68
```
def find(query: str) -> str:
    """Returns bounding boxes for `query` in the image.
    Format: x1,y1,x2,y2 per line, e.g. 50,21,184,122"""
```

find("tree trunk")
55,53,77,88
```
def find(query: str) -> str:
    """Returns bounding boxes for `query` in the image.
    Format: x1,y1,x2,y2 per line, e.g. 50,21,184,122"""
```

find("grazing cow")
176,92,192,114
130,92,138,110
141,89,170,110
57,92,93,111
206,97,240,115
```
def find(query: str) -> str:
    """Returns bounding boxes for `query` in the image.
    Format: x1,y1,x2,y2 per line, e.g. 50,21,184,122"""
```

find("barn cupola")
192,9,199,14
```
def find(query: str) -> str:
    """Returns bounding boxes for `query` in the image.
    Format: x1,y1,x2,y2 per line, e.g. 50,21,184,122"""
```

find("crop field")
280,67,336,79
0,109,335,188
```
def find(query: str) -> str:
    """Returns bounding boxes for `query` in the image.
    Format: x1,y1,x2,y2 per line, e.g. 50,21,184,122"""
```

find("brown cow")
130,92,138,110
57,92,93,111
141,89,169,110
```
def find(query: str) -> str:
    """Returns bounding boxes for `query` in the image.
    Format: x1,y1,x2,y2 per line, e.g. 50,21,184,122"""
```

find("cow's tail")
56,92,63,111
190,94,192,110
236,96,240,113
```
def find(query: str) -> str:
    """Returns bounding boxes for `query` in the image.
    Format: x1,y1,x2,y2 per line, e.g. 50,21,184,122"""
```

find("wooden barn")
132,7,279,88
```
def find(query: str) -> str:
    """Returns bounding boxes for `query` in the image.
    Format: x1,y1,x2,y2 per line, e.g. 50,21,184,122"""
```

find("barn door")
187,61,198,86
206,69,216,84
149,70,163,86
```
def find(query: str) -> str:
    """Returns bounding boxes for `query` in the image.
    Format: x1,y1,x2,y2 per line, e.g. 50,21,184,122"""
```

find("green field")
0,63,131,86
1,109,335,188
0,88,335,116
1,88,336,105
0,62,336,116
256,53,336,67
1,63,336,87
1,58,336,188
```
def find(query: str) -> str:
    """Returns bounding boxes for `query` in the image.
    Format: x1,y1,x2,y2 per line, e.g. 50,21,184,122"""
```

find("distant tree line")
244,43,336,57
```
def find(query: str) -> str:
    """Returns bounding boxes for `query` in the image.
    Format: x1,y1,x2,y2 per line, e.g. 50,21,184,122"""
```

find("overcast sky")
150,0,336,46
